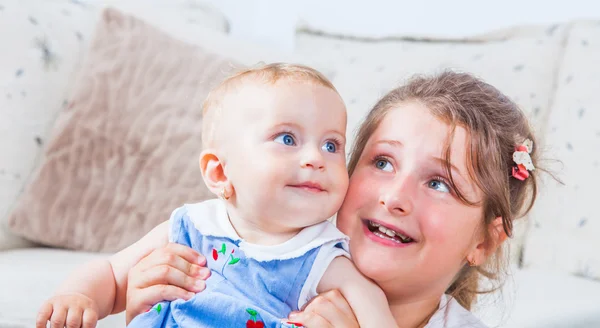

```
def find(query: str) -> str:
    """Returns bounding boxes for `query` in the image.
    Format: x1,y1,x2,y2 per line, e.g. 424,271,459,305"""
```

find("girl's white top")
425,294,487,328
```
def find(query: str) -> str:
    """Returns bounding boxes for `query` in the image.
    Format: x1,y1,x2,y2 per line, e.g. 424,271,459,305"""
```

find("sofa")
1,1,599,327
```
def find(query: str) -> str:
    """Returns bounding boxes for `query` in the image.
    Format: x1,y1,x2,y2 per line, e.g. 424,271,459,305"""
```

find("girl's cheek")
420,204,467,245
347,175,368,201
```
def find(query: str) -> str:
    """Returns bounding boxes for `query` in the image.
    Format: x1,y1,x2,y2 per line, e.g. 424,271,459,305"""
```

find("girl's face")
337,102,486,302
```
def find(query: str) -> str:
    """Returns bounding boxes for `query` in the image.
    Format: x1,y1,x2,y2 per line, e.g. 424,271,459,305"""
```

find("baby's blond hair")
201,63,338,149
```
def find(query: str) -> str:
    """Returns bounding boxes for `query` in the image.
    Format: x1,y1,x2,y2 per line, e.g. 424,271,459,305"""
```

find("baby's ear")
199,149,232,199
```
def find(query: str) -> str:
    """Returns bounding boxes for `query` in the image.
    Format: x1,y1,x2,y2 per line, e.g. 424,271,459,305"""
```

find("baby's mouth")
366,220,414,244
288,181,325,193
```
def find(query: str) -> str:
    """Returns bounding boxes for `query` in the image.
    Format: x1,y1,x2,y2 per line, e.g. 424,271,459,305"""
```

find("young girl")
125,71,541,328
36,63,399,328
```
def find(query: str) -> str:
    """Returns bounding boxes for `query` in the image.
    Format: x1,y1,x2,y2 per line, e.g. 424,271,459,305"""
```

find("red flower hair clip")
512,139,535,181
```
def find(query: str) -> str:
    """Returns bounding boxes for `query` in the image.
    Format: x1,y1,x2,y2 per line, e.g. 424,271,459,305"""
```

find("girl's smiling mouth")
362,219,415,246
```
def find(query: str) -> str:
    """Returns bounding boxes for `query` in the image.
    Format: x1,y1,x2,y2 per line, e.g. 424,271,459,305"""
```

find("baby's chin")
272,203,338,227
284,192,341,209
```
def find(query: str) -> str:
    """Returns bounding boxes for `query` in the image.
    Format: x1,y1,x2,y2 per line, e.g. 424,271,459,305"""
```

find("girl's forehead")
374,104,469,156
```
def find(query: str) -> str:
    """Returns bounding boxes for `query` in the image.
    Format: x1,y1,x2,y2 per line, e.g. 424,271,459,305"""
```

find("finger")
36,302,53,328
317,290,356,322
137,248,204,279
134,285,196,308
165,243,206,266
286,311,332,328
49,306,67,328
65,307,83,328
137,264,209,292
300,292,358,328
303,302,350,328
82,309,98,328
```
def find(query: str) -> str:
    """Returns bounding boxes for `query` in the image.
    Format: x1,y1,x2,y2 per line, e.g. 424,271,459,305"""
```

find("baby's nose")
301,148,325,170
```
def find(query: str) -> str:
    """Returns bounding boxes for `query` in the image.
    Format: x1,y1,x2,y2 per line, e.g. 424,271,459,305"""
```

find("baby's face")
221,80,349,232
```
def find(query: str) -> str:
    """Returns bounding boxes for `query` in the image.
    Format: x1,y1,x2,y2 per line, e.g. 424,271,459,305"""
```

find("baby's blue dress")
127,199,349,328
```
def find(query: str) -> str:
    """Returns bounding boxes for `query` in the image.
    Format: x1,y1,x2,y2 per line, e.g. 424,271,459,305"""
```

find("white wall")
204,0,600,51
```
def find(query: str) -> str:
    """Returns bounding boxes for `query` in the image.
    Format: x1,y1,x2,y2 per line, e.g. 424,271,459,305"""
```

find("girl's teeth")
378,224,398,238
371,221,412,242
374,231,401,243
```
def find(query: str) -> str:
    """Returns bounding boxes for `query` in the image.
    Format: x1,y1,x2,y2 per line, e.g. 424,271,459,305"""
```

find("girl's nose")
379,177,414,216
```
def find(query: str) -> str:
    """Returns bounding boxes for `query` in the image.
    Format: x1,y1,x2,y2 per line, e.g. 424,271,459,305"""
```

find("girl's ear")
199,149,233,199
487,216,509,253
468,217,508,266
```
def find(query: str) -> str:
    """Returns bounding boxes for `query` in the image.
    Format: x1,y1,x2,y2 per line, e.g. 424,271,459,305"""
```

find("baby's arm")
317,257,398,328
36,221,170,328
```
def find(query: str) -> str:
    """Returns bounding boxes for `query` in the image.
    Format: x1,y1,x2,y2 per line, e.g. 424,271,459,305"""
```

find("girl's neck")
388,295,441,328
226,204,302,245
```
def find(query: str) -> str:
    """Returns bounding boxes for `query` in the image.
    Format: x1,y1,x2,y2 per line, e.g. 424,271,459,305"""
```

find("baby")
38,63,396,328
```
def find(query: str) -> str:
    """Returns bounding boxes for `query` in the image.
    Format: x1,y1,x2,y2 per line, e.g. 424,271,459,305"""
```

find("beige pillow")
0,0,230,251
8,8,238,252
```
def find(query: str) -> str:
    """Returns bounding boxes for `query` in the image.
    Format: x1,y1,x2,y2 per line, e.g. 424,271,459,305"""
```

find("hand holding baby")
126,243,211,324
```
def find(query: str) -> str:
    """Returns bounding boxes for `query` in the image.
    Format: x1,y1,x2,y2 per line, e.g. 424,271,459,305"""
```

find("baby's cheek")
337,168,350,193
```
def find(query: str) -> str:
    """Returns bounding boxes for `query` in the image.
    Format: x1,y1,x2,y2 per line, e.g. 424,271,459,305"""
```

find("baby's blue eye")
375,159,393,172
322,141,337,153
274,133,296,146
428,179,450,193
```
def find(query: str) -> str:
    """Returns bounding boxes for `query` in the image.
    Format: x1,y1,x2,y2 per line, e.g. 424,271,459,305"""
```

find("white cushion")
0,248,124,327
294,3,587,40
522,21,600,280
476,266,600,327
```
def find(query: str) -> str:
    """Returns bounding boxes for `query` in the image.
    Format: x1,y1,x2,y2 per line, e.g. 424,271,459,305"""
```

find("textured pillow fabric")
8,8,237,252
0,0,228,251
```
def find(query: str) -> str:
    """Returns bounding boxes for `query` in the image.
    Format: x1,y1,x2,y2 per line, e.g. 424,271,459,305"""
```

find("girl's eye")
374,159,393,172
274,133,296,146
322,141,337,153
428,179,450,193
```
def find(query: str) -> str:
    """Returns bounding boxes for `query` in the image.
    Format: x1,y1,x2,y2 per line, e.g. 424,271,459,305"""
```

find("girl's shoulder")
426,294,488,328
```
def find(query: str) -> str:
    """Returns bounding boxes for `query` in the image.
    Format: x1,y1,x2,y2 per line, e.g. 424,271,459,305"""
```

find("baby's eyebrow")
329,130,346,142
269,122,303,131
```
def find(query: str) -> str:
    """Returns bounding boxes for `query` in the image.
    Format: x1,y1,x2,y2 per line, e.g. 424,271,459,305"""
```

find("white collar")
425,294,487,328
184,199,349,262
